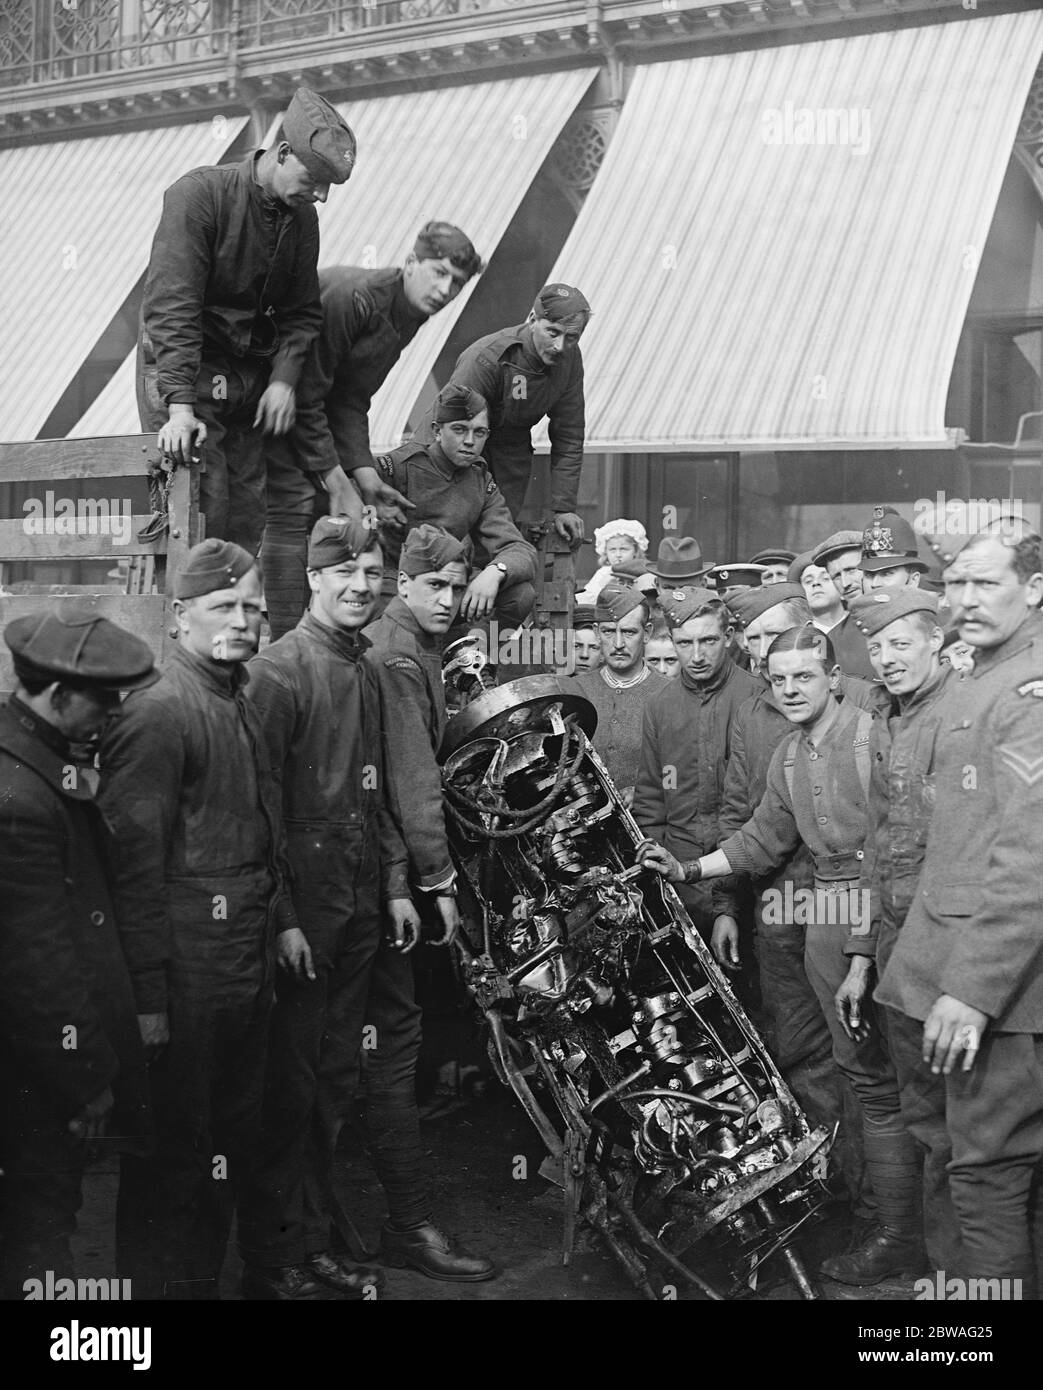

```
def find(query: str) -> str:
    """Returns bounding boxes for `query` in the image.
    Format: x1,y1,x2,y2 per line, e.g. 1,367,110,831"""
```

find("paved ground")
71,1078,919,1304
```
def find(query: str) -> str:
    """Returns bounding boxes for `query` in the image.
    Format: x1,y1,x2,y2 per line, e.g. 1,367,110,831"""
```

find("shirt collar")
381,596,444,653
301,609,371,661
680,658,733,697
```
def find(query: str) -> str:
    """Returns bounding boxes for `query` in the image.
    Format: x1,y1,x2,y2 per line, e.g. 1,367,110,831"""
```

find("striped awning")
71,69,595,446
534,11,1043,453
0,117,247,442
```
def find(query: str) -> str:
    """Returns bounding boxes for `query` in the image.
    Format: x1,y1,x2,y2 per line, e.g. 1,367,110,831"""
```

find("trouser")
116,975,272,1299
0,1081,85,1300
946,1032,1043,1296
261,437,326,639
882,1005,962,1273
802,887,902,1125
137,337,270,556
485,447,535,522
239,915,428,1265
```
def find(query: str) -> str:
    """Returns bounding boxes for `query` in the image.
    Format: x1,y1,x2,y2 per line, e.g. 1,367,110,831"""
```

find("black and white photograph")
1,0,1042,1368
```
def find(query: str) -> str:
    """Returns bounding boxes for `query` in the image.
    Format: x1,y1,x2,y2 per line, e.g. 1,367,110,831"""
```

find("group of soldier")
1,84,1041,1302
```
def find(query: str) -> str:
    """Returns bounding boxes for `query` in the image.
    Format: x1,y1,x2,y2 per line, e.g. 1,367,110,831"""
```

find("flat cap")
283,87,356,185
433,382,488,425
533,283,591,323
174,538,256,599
849,589,940,638
594,583,646,624
860,506,928,573
400,524,468,577
749,547,796,567
707,563,766,593
813,530,864,567
5,605,159,691
726,582,806,629
648,536,713,581
661,586,723,630
413,222,483,279
308,515,380,570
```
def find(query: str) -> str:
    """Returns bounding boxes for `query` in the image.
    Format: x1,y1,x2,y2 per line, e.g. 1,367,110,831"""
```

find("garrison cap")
174,538,256,599
572,604,599,630
707,563,766,593
648,536,713,581
813,530,864,568
726,582,806,629
413,222,483,279
307,515,380,570
533,284,591,323
860,506,928,573
749,547,796,567
849,589,940,638
400,524,467,577
433,382,488,424
5,605,159,692
283,87,356,185
660,587,723,631
594,583,646,624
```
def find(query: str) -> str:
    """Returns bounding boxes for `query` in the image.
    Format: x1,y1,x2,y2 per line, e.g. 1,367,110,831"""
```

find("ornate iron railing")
0,0,530,89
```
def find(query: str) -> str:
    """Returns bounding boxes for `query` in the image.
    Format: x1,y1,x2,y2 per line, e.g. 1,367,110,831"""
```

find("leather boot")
241,1262,352,1301
379,1222,496,1282
306,1251,386,1297
820,1120,926,1285
259,536,309,642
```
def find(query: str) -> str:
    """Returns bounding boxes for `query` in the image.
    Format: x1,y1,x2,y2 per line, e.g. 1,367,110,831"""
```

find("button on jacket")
877,610,1043,1030
414,322,585,515
141,153,322,406
564,667,669,797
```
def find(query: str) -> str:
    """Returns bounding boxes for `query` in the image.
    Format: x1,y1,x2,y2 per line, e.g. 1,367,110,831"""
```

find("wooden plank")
0,436,159,482
0,594,169,695
0,516,168,560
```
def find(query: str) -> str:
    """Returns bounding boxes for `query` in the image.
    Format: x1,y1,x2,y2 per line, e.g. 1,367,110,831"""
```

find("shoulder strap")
781,729,801,804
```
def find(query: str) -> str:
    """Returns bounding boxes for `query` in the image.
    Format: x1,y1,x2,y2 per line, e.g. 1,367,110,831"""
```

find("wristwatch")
491,562,508,577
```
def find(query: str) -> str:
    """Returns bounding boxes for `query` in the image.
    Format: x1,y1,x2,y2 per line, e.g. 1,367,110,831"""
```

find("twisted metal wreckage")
437,649,832,1301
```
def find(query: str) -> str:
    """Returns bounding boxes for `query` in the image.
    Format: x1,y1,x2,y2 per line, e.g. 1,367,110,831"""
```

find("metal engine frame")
438,675,831,1301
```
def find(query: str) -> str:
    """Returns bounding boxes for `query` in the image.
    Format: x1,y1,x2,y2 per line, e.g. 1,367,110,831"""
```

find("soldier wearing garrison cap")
860,506,930,591
0,609,156,1297
414,283,591,542
831,585,963,1280
365,383,536,632
563,584,668,805
138,88,356,558
98,541,300,1299
235,515,422,1298
262,222,485,637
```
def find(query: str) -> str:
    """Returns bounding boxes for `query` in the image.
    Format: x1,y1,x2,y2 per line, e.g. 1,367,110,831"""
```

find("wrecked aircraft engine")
438,674,830,1301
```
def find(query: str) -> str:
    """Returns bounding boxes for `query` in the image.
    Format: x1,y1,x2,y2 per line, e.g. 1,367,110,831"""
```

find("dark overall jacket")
0,699,148,1143
414,322,585,515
